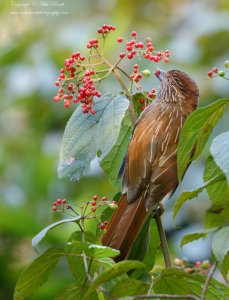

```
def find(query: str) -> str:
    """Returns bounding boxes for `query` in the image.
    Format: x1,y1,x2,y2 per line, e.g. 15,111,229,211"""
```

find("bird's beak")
155,69,167,81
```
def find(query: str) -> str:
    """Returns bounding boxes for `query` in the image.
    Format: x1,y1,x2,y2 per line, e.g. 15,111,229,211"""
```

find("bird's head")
155,69,199,103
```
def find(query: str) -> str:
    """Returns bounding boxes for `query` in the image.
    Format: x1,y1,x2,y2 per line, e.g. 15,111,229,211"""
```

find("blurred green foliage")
0,0,228,299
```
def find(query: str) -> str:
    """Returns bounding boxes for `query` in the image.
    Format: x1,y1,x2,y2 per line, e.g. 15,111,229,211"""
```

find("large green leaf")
83,260,146,299
14,248,64,300
180,228,218,249
153,268,229,300
212,227,229,263
58,94,129,181
210,131,229,183
204,156,229,205
100,113,132,190
173,174,225,218
177,98,229,181
32,216,82,252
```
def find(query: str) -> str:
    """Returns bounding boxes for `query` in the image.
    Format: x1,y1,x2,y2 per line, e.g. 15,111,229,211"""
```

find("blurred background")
0,0,228,298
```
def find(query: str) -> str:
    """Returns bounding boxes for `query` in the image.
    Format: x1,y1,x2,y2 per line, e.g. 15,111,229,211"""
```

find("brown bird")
101,69,199,261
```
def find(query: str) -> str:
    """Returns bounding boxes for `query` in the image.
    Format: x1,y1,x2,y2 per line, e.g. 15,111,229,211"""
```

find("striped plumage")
101,70,199,261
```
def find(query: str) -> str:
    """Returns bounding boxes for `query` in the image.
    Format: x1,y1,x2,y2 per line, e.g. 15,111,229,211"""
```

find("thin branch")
133,294,199,300
81,208,93,283
201,261,218,300
154,210,172,268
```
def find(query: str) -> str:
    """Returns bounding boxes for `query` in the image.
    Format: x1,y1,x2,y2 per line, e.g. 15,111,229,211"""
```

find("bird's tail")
101,194,149,261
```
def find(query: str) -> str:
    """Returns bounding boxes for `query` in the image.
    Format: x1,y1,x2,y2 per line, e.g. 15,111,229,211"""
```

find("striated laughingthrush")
101,69,199,261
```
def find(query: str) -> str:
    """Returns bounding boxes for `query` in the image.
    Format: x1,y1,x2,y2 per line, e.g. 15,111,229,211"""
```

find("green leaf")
14,248,63,300
66,241,120,258
221,251,229,282
173,174,225,218
128,218,160,271
58,94,129,181
180,228,218,248
100,113,132,190
205,202,229,228
110,278,149,297
153,268,229,300
177,98,229,181
83,260,146,299
88,244,120,258
204,156,229,205
32,216,82,252
211,131,229,183
55,283,98,300
212,227,229,263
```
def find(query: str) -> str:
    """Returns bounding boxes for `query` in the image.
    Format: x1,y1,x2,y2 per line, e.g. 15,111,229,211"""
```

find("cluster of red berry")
52,198,70,211
54,55,101,112
207,60,229,79
90,195,118,213
174,257,211,275
118,33,170,62
99,220,109,230
97,24,116,35
130,64,143,82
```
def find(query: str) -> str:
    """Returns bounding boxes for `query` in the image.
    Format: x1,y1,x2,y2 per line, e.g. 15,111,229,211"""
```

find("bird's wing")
122,103,161,203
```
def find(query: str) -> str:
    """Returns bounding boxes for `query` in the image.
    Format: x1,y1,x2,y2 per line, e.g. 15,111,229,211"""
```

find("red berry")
155,69,161,76
100,223,106,230
53,201,58,206
128,53,133,59
91,207,96,212
93,195,98,201
131,31,137,37
119,53,125,59
90,109,96,115
52,206,57,211
126,46,132,51
98,28,103,34
80,56,85,61
66,205,71,209
53,96,59,102
102,197,107,201
92,201,97,206
208,71,213,77
164,57,169,63
62,199,67,204
195,261,202,267
151,88,156,93
117,37,123,43
56,199,62,205
55,81,60,86
104,221,109,226
213,67,218,73
64,101,70,108
139,98,144,104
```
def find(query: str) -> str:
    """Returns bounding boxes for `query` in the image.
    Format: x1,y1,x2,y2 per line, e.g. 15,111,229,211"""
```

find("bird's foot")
152,203,165,218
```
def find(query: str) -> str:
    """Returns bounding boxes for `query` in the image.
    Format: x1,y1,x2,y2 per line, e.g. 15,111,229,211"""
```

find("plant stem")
154,211,171,268
133,294,199,300
95,50,137,124
81,208,93,283
200,261,218,300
